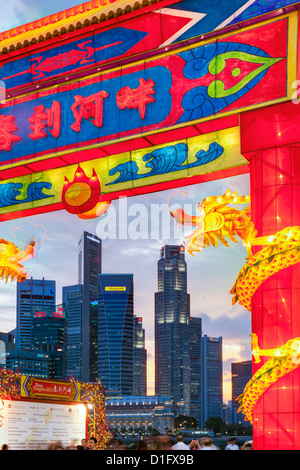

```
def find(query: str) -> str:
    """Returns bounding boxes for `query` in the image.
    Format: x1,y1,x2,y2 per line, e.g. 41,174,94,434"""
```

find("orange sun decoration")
62,164,102,215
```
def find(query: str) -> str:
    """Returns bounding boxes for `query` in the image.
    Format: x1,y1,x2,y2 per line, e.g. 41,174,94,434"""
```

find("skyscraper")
231,360,252,426
190,317,203,427
32,304,66,379
97,274,134,396
202,335,223,425
133,315,147,396
78,231,102,382
78,231,102,286
16,277,56,350
155,245,190,414
62,284,84,381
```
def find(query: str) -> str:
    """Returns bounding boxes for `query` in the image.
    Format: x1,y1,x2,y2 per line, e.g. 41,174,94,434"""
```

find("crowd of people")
106,434,252,451
1,435,253,451
165,435,252,451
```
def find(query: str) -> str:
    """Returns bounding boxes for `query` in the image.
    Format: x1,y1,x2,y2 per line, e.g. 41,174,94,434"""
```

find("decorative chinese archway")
0,0,300,450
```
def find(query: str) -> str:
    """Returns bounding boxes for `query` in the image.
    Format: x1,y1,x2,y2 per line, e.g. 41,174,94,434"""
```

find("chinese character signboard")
21,376,81,401
0,17,293,166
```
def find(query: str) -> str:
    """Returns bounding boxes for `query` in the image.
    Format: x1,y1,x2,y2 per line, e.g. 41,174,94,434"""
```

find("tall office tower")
78,231,102,382
62,285,84,381
155,245,190,415
189,317,203,427
133,316,147,396
16,278,56,350
202,335,223,425
32,304,66,379
231,360,252,426
98,274,134,396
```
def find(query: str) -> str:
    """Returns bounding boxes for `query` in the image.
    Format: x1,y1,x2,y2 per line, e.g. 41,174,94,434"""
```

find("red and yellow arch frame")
1,0,300,450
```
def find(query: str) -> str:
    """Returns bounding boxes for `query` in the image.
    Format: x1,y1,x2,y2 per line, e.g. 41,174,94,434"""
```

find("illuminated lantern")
237,333,300,425
168,189,252,255
0,239,33,283
62,165,101,215
231,226,300,312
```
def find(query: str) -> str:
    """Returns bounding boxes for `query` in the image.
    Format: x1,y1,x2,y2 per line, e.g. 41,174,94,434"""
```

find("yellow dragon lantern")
168,189,300,424
0,225,46,283
167,189,253,257
237,333,300,424
0,239,33,283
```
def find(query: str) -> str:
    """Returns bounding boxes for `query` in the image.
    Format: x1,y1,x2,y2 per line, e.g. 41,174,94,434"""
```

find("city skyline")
0,173,252,402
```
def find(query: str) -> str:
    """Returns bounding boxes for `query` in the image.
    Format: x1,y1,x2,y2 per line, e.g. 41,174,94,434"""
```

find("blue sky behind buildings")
0,0,254,400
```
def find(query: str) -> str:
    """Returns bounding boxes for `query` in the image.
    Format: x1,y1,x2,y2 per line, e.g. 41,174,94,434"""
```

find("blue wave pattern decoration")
0,182,54,207
107,142,224,185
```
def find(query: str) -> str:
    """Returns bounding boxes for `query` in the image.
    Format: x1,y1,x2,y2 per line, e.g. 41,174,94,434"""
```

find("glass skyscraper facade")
202,335,223,424
190,316,203,427
231,360,252,426
62,284,84,381
78,231,102,382
98,274,134,396
155,245,190,415
133,316,147,396
32,304,66,379
16,277,56,350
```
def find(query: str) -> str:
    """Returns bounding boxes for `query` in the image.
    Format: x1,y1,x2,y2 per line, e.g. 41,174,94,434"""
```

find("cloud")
200,312,251,346
0,0,40,31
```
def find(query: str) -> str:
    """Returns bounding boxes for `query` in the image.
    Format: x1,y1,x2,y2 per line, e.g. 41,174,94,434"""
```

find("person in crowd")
110,438,127,449
171,435,190,450
189,439,200,450
225,437,240,450
80,438,87,450
199,438,219,450
241,440,253,450
153,435,175,449
87,437,98,450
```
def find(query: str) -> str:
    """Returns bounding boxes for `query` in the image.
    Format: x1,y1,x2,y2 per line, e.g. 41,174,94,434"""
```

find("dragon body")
237,334,300,424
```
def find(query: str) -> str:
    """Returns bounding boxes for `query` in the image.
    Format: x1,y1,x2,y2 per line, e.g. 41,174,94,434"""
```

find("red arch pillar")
240,101,300,450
